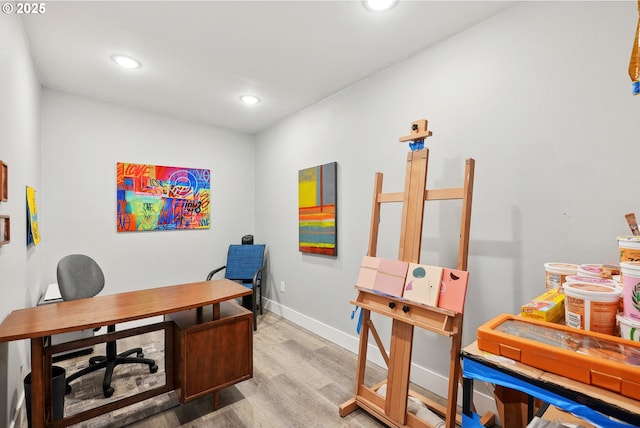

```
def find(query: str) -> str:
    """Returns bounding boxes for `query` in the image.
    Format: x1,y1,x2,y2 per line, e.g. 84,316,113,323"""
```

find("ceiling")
21,1,514,135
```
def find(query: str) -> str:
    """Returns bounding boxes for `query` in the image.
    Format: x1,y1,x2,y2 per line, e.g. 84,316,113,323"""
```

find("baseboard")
263,298,497,418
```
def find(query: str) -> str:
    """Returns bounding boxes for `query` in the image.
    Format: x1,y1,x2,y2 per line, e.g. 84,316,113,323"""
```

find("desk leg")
197,304,220,322
30,337,45,428
213,390,220,410
527,394,535,423
462,376,473,417
212,303,220,321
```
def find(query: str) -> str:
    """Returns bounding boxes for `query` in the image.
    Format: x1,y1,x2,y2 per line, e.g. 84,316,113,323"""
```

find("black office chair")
57,254,158,398
207,244,266,330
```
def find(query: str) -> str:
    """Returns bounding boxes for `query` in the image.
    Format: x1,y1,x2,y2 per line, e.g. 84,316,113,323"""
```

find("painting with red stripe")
298,162,337,256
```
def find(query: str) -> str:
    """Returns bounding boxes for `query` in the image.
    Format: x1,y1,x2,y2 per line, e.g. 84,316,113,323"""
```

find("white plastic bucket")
544,263,577,290
617,313,640,342
618,236,640,263
563,281,621,335
620,261,640,322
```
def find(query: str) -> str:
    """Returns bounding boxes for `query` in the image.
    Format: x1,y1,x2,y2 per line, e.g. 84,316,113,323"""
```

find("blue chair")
207,244,266,330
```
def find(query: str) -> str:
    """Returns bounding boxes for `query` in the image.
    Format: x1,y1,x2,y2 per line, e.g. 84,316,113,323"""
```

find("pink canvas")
374,259,408,297
356,256,379,290
437,268,469,314
355,256,408,298
403,263,443,307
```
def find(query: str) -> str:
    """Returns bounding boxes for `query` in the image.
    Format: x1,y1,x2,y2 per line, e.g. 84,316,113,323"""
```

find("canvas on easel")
356,256,408,298
403,263,443,307
437,268,469,314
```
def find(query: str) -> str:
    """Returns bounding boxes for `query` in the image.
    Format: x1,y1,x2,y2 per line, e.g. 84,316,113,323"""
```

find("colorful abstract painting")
117,162,210,232
26,186,40,246
298,162,337,255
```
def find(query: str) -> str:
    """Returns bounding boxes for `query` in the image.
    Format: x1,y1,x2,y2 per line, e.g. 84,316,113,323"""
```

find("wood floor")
130,310,390,427
46,310,455,427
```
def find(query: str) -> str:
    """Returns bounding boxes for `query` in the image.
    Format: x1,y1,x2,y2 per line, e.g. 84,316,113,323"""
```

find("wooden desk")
0,279,251,428
461,341,640,427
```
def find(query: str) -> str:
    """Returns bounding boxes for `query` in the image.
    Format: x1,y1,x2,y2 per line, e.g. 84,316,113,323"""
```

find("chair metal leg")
252,289,258,331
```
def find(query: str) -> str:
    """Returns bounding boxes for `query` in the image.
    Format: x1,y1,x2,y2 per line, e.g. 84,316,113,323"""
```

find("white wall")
40,89,257,294
256,0,640,406
0,12,42,428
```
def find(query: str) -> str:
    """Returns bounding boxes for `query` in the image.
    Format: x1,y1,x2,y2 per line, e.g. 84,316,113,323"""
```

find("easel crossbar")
377,187,465,204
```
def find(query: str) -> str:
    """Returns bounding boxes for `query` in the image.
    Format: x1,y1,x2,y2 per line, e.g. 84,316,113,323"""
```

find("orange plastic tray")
477,314,640,400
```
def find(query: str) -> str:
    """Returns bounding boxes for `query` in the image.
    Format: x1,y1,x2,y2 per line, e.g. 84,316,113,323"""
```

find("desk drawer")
169,302,253,403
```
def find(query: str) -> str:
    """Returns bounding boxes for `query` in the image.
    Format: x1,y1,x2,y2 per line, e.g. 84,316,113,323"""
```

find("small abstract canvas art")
356,256,408,298
117,162,210,232
26,186,40,246
298,162,337,255
437,268,470,314
403,263,443,307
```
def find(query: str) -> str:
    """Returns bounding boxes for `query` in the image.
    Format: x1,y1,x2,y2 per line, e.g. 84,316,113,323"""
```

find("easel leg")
386,320,413,424
339,308,371,417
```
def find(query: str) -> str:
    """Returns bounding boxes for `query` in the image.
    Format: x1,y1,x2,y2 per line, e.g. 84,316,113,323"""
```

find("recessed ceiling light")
363,0,397,12
239,95,261,105
111,54,142,69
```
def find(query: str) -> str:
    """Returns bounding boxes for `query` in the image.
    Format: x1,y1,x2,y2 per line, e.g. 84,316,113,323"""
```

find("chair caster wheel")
65,384,72,395
150,364,158,373
103,387,114,398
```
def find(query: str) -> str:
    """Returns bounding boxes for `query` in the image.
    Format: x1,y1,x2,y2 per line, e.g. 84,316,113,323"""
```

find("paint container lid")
563,281,622,299
617,313,640,328
544,263,578,274
565,275,618,288
620,261,640,274
577,264,609,278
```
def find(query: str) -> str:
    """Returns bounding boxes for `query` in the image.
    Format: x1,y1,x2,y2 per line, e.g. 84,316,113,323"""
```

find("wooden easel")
339,120,491,428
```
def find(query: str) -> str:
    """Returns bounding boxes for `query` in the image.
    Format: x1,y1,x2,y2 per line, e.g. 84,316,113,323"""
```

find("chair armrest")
252,263,267,287
206,265,226,281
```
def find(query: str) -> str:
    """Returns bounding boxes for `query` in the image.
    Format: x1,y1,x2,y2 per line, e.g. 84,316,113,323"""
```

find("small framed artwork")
0,161,7,201
0,215,10,245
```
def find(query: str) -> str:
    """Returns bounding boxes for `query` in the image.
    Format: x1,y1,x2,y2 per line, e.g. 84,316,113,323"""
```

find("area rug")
56,330,179,428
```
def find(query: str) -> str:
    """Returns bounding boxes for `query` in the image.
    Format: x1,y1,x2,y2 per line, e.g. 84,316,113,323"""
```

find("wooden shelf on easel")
352,287,461,336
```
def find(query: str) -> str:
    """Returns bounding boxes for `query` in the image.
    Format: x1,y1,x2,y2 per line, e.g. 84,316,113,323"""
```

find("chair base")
65,335,158,398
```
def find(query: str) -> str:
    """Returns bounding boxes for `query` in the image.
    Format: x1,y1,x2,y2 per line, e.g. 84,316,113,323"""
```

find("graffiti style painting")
298,162,337,256
117,162,210,232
